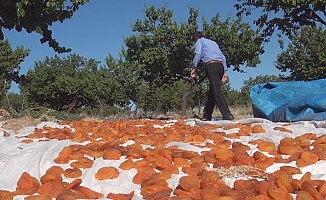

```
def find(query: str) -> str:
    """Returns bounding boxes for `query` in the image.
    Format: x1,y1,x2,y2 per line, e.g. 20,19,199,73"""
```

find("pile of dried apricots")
1,119,326,199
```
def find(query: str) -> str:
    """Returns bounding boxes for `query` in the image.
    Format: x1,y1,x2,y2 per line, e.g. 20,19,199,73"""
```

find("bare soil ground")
1,116,105,131
1,116,42,131
1,108,251,131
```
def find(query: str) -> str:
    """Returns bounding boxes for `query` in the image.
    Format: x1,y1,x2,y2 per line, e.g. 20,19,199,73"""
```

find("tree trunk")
181,76,206,119
181,78,198,119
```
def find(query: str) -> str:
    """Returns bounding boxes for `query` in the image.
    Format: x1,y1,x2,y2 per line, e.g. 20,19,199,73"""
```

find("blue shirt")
193,37,227,70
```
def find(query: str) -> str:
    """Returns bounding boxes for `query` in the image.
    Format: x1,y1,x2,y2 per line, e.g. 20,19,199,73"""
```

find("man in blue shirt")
191,31,234,121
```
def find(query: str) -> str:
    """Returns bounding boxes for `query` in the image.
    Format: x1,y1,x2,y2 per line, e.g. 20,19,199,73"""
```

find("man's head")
192,31,205,41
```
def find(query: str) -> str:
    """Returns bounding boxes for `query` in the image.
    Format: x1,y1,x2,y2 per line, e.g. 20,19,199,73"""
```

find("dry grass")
188,105,252,120
230,106,253,119
1,116,42,131
214,165,268,179
0,105,253,131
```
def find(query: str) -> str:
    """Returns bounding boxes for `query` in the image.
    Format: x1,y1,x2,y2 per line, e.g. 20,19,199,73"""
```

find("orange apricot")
179,175,200,192
95,166,119,180
63,168,82,178
279,166,302,175
132,171,151,185
119,159,135,170
107,191,134,200
38,181,65,198
215,149,234,161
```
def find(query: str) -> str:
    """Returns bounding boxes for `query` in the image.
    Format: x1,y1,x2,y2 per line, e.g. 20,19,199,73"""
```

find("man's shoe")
201,117,211,121
202,113,211,121
223,114,234,120
193,114,211,121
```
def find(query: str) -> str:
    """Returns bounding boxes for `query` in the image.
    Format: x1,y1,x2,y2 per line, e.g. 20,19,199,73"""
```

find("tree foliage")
0,39,29,99
0,92,29,116
0,0,89,53
276,26,326,81
203,14,264,71
235,0,326,39
19,54,114,111
123,6,265,114
105,52,144,107
125,6,196,84
12,5,270,117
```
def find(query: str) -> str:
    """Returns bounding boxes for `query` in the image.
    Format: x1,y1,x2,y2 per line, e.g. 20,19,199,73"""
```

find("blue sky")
5,0,284,92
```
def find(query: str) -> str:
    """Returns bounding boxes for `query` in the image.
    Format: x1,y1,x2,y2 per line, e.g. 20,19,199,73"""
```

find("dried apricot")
40,171,63,184
312,134,326,146
233,179,259,190
174,157,191,168
103,149,122,160
267,186,293,200
296,191,314,200
74,185,104,199
153,155,173,169
38,181,65,198
278,144,302,155
65,179,82,190
257,140,275,153
215,149,234,161
70,157,94,168
275,171,296,193
0,190,14,200
179,175,200,192
318,181,326,197
143,188,173,200
257,181,272,196
56,189,86,200
279,166,302,175
301,151,319,163
15,172,40,195
63,168,82,178
45,166,64,175
274,127,292,133
24,194,52,200
252,124,266,133
95,166,119,180
133,171,151,185
107,191,134,200
312,144,326,160
301,181,324,200
119,159,134,170
17,172,38,189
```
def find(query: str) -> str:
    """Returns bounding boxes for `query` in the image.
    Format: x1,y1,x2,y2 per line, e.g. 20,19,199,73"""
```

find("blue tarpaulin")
250,78,326,122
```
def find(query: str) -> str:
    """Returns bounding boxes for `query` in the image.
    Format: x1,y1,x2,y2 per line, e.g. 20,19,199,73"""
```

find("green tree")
0,39,30,99
20,54,114,111
0,93,29,116
240,74,284,106
276,26,326,81
0,0,89,53
125,6,196,84
222,81,240,107
203,15,264,72
124,6,199,115
125,6,265,115
235,0,326,39
105,52,144,107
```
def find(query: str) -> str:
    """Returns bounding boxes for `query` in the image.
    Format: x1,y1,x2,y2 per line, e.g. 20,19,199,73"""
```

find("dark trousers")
203,62,232,120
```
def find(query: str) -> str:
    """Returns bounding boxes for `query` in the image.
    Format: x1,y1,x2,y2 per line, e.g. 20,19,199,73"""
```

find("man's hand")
221,72,228,83
190,67,196,78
